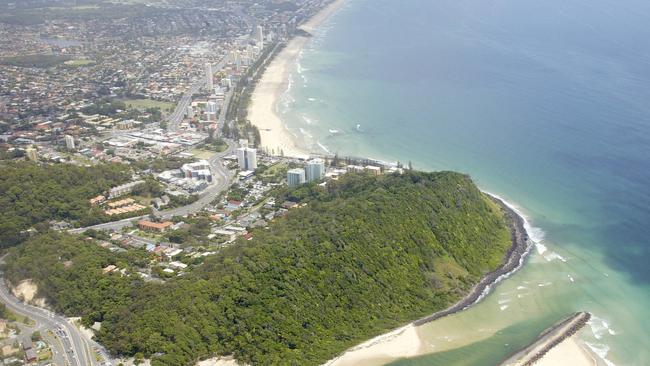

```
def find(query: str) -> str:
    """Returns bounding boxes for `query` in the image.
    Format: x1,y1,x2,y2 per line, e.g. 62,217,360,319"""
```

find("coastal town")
0,1,608,366
0,1,407,364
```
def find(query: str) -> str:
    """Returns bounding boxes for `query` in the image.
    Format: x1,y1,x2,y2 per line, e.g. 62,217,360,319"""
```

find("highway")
0,256,96,366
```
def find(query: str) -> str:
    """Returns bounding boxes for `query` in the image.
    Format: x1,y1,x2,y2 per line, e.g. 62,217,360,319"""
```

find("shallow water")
280,0,650,364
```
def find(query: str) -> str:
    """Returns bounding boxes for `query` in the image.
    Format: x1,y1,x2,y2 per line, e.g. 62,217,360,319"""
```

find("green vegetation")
63,59,96,67
0,161,130,247
0,54,71,68
3,232,149,326
4,171,512,366
123,98,174,111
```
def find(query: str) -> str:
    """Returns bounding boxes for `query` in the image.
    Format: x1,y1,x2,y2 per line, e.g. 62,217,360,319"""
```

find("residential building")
138,220,173,232
287,168,306,187
205,101,218,113
108,180,145,199
306,158,325,182
65,134,75,150
181,160,212,182
254,25,264,47
205,62,214,92
237,147,257,171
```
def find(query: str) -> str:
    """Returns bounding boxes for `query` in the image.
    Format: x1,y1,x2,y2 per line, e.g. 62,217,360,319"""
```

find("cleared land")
123,98,174,110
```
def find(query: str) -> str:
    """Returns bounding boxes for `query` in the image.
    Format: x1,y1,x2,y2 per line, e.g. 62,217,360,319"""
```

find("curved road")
0,259,96,366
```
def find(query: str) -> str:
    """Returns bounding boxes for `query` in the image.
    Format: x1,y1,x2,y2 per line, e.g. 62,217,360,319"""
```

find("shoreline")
499,312,594,366
247,0,348,158
323,194,533,366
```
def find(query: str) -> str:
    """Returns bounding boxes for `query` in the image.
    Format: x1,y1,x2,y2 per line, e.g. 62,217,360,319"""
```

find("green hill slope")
4,171,512,366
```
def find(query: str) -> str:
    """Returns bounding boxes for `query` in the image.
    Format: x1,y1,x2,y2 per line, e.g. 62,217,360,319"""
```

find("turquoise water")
279,0,650,364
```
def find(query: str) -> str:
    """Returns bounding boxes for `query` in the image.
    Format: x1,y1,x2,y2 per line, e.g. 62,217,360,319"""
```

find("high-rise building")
254,25,264,47
205,62,214,92
65,134,75,150
237,147,257,171
205,101,218,114
26,147,38,161
287,168,306,187
306,158,325,182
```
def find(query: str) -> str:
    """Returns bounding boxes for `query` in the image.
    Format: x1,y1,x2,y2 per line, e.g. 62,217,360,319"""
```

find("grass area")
123,98,174,111
190,149,215,160
38,349,53,361
258,162,288,183
0,54,71,68
64,59,96,66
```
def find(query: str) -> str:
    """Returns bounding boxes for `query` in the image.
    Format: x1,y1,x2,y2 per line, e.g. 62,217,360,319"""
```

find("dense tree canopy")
0,161,130,247
4,171,512,366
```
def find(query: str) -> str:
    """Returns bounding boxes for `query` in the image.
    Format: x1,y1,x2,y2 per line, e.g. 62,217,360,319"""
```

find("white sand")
12,279,38,302
248,0,347,158
534,337,597,366
196,356,245,366
323,324,422,366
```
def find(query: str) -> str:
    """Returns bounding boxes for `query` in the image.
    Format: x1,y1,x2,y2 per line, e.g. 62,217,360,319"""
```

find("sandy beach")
247,0,348,158
323,324,422,366
534,337,597,366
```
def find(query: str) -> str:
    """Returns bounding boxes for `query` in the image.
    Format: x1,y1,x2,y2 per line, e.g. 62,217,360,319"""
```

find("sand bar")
247,0,347,158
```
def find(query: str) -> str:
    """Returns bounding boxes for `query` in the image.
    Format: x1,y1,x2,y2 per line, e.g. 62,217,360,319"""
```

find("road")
167,54,231,132
0,260,89,366
70,140,236,234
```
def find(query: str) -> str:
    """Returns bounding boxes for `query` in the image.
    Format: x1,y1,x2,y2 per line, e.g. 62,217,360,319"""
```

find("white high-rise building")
237,147,257,171
254,25,264,47
205,101,218,114
306,158,325,182
65,135,75,150
287,168,306,187
205,62,214,92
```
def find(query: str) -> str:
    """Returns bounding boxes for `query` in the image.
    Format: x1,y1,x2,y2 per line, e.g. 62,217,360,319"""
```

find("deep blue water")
282,0,650,364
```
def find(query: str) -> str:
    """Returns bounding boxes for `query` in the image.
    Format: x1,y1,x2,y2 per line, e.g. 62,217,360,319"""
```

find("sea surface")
278,0,650,365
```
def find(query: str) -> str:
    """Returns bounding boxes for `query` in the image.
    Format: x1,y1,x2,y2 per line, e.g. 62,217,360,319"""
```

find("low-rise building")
138,220,173,232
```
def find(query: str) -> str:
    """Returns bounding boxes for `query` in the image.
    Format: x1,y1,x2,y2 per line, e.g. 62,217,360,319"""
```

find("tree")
31,331,41,341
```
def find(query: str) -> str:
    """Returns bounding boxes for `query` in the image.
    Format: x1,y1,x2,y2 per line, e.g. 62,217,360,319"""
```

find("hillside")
4,171,513,365
0,161,130,247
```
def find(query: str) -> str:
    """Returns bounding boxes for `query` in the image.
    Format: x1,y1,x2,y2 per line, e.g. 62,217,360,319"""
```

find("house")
102,265,117,274
138,220,173,232
89,195,106,205
25,348,37,363
169,261,188,270
22,338,33,350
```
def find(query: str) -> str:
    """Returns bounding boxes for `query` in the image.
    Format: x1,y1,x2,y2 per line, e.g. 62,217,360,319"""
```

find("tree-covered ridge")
0,161,130,247
3,232,148,322
4,171,512,366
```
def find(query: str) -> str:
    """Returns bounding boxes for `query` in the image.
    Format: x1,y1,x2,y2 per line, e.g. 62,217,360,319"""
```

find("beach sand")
247,0,347,158
323,324,422,366
534,336,597,366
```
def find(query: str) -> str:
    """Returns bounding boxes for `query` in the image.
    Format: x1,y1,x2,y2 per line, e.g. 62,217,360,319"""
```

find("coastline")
500,312,595,366
247,0,348,158
246,3,598,366
323,195,533,366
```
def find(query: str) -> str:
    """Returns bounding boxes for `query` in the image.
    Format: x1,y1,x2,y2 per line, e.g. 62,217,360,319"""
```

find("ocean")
277,0,650,364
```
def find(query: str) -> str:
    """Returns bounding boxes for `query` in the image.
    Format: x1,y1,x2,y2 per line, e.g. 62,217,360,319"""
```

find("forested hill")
4,171,512,366
0,161,130,247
